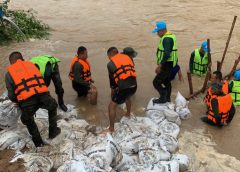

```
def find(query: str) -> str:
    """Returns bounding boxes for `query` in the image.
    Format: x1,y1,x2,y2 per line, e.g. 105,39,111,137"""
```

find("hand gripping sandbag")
0,100,21,129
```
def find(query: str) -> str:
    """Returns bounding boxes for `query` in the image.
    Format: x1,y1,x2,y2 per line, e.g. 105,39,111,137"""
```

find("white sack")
159,120,180,138
0,100,21,129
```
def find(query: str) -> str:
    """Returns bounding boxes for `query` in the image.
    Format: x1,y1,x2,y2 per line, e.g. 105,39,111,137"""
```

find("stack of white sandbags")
0,91,190,172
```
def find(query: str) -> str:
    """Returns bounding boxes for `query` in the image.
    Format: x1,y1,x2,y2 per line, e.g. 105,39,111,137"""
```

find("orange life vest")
69,56,91,82
111,54,137,84
204,81,229,104
7,59,48,102
207,94,232,125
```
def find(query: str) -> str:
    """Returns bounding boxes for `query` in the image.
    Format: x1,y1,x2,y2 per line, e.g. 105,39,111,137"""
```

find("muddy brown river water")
1,0,240,170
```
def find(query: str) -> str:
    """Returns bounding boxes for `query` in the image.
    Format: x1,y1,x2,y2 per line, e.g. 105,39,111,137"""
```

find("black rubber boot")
166,85,172,102
57,94,68,112
49,127,61,139
153,89,167,104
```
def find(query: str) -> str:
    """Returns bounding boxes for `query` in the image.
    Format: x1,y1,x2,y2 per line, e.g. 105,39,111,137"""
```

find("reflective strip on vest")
111,54,136,84
30,55,60,75
69,56,92,81
156,32,178,67
207,94,232,125
192,49,208,76
230,80,240,105
7,60,48,102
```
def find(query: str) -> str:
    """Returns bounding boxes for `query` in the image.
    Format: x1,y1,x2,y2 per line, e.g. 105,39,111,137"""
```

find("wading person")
152,21,178,103
103,47,137,133
229,70,240,106
30,54,68,111
204,71,229,105
5,52,61,147
122,47,138,60
69,46,97,104
189,41,209,77
201,83,235,127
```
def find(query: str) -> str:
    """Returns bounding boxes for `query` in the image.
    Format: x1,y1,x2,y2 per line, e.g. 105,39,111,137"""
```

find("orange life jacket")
207,94,232,125
69,56,91,82
111,53,137,84
204,81,229,104
7,59,48,102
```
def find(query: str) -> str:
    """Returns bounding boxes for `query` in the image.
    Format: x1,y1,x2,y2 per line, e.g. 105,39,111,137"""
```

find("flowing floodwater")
0,0,240,166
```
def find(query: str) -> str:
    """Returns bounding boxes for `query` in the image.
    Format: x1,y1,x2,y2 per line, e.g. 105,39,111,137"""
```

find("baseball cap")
122,47,138,58
234,70,240,80
152,21,167,33
201,41,209,53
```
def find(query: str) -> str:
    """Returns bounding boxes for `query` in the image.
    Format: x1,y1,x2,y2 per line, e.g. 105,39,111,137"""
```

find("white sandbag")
164,109,179,123
146,109,166,125
147,98,170,111
0,100,21,129
138,138,171,165
118,132,142,154
49,139,74,168
135,117,161,137
128,163,165,172
84,133,122,169
175,91,188,108
176,107,191,120
159,120,180,138
11,152,53,172
158,134,178,153
114,153,136,171
161,160,180,172
120,116,161,137
0,91,8,101
171,154,189,171
0,128,27,150
57,155,106,172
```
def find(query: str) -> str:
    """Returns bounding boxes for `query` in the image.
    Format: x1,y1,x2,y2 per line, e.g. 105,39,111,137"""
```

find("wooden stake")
224,55,240,80
217,61,221,71
219,16,237,71
187,72,193,95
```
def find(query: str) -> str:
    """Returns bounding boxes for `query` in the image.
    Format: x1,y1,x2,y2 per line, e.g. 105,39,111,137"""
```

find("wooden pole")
207,39,212,72
224,55,240,80
219,16,237,71
201,71,210,93
202,39,212,93
217,61,221,71
187,72,193,95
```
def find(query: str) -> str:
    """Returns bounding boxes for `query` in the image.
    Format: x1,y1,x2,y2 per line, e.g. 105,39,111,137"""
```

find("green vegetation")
0,0,50,45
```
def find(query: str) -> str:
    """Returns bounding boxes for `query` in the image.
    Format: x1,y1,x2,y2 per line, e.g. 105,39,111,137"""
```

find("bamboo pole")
224,55,240,80
187,72,193,95
219,16,237,71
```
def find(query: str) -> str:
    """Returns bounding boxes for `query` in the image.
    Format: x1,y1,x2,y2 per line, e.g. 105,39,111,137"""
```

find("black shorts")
72,81,90,97
112,86,137,104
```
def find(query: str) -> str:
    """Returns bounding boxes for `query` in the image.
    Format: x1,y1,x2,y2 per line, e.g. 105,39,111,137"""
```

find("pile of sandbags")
0,92,190,172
